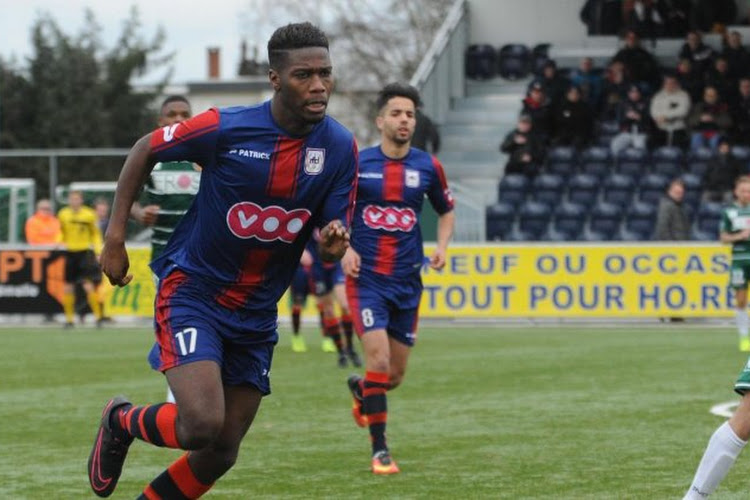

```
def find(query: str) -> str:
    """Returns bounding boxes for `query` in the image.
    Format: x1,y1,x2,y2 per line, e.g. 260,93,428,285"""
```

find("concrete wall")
469,0,588,47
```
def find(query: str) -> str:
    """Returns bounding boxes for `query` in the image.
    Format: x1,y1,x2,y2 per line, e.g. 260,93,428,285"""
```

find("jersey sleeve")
318,137,359,229
426,156,455,215
720,209,732,233
149,108,220,167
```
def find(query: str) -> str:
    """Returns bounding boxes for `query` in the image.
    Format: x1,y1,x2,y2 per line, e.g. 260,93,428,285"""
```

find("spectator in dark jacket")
580,0,623,35
694,0,737,33
658,0,692,37
623,0,664,40
731,77,750,144
612,30,661,90
521,81,554,142
703,139,743,202
722,31,750,80
500,114,545,178
676,57,704,103
654,178,691,240
704,56,735,104
412,109,441,154
687,85,732,152
611,84,651,154
679,30,715,78
530,60,568,108
599,60,631,121
552,85,594,149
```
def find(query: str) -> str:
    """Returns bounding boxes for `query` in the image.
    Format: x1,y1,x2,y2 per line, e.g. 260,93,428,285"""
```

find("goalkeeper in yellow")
58,190,104,327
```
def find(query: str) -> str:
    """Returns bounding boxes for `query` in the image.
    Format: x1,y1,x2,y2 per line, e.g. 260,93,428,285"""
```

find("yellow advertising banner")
108,243,738,319
419,243,734,317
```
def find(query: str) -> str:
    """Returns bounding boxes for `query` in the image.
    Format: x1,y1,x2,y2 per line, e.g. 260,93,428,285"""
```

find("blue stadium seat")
531,173,565,207
691,227,715,241
696,202,723,235
617,147,649,165
638,173,669,205
624,201,656,239
553,201,586,240
546,162,577,179
602,173,636,208
497,174,529,207
540,224,573,242
652,145,685,165
547,145,578,165
580,145,612,165
580,161,611,179
652,161,683,179
588,201,622,240
517,200,552,240
567,173,600,206
485,202,516,240
686,148,713,178
531,43,551,75
498,44,531,80
732,145,750,162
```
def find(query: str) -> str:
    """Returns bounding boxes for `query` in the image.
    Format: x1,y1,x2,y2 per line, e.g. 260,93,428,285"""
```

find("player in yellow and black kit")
58,190,104,328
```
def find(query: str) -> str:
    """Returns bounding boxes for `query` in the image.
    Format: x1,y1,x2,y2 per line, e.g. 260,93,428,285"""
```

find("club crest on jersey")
304,148,325,175
405,169,420,188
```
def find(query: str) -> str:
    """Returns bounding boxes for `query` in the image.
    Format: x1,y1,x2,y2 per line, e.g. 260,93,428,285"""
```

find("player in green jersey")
130,95,196,403
720,175,750,353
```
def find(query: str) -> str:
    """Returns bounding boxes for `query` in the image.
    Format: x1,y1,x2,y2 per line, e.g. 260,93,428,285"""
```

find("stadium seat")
652,161,683,179
624,201,656,239
531,173,565,207
497,174,529,208
553,201,586,240
691,227,715,241
696,202,723,235
497,44,531,80
686,148,713,178
595,120,620,147
580,161,611,179
531,43,551,75
465,44,497,80
638,173,669,205
547,145,578,165
602,173,636,208
485,202,516,240
579,145,612,165
517,200,552,240
567,173,600,206
588,201,622,240
732,145,750,162
617,147,649,165
652,145,685,165
546,161,577,179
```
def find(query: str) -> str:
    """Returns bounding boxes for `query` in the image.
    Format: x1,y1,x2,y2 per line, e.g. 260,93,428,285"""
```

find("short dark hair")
375,82,421,112
267,22,329,70
160,95,190,112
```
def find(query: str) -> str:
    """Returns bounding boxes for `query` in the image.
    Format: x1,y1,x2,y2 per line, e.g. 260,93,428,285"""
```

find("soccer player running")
343,82,455,474
58,190,104,328
720,175,750,352
684,179,750,498
88,22,357,498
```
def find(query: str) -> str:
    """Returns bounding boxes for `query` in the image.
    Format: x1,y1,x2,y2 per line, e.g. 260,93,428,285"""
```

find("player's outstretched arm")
101,134,158,286
429,210,455,270
318,219,350,263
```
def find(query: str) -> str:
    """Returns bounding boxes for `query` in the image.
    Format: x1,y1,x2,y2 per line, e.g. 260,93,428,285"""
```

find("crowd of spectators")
501,28,750,204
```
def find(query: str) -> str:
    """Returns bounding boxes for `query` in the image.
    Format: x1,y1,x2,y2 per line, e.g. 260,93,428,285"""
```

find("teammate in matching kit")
343,82,455,474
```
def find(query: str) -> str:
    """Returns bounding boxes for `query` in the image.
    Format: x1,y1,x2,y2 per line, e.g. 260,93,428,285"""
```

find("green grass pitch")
3,323,750,499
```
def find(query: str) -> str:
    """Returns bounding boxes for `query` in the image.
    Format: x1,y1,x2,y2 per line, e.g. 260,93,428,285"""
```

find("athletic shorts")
147,269,277,395
312,261,344,297
64,250,101,284
290,265,312,303
730,261,750,290
345,270,422,347
735,358,750,395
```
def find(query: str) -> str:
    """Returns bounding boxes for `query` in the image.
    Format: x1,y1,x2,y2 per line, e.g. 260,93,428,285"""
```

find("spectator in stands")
722,31,750,80
694,0,737,33
676,57,704,103
703,138,742,203
580,0,623,35
623,0,664,41
612,29,661,91
500,114,544,178
25,198,61,245
679,30,715,78
599,60,631,121
649,73,691,147
687,85,732,152
658,0,692,38
530,60,568,108
704,56,735,104
570,57,603,112
654,178,690,240
611,84,651,154
521,81,554,142
731,77,750,144
552,85,594,150
412,108,441,154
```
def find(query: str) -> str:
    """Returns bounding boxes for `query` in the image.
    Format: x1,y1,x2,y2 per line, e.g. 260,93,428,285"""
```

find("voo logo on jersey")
226,202,311,242
362,205,417,232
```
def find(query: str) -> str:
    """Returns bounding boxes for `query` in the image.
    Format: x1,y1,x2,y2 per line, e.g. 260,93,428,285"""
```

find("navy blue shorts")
312,261,344,297
345,270,422,347
147,270,277,395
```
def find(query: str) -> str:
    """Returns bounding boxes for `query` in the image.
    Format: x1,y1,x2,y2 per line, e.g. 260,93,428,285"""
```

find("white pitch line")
710,401,739,418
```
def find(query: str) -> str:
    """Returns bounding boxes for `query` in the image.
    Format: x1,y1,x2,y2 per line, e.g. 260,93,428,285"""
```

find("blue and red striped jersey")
148,101,358,317
351,146,454,277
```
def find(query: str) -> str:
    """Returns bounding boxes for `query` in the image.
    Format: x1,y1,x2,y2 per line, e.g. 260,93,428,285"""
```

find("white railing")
450,180,486,242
